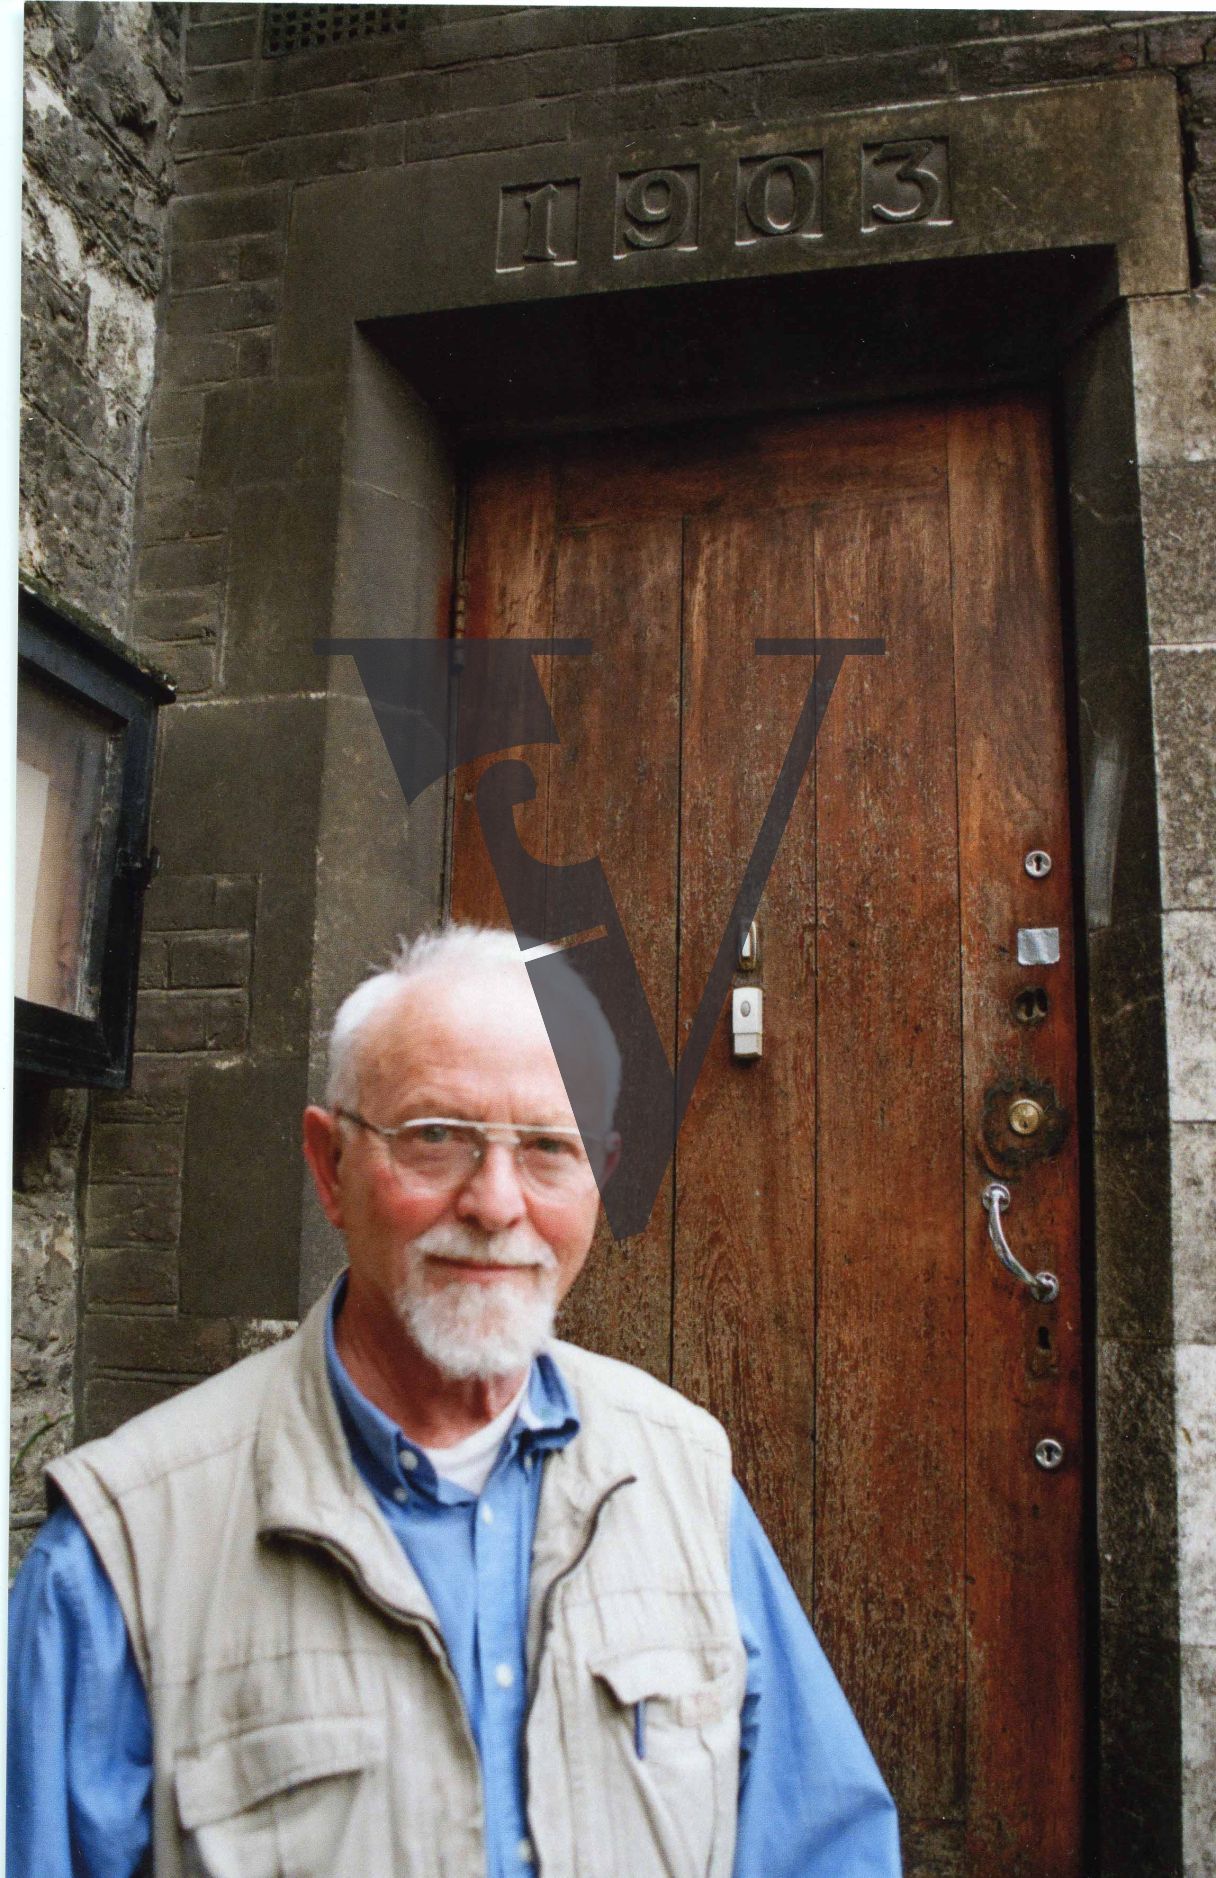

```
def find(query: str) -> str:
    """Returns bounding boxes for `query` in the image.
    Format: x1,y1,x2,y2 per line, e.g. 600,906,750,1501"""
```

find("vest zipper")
522,1473,637,1871
271,1527,481,1763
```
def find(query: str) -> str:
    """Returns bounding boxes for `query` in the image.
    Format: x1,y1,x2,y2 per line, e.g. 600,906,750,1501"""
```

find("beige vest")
48,1283,745,1878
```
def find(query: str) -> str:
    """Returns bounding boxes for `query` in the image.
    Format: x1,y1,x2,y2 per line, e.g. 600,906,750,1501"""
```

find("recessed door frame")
305,248,1179,1875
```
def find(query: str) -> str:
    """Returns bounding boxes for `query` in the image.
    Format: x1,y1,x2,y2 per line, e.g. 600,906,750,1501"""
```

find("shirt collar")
324,1272,580,1503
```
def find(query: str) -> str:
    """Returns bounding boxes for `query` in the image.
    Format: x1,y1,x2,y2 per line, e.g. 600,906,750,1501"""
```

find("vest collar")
253,1276,445,1640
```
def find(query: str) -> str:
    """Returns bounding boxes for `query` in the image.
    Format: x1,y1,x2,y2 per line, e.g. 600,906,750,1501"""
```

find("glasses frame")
333,1109,604,1187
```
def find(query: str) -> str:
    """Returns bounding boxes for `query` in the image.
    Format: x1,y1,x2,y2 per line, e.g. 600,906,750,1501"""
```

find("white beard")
394,1220,560,1381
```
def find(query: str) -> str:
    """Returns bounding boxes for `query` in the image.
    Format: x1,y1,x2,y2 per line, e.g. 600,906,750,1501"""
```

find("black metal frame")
15,583,174,1088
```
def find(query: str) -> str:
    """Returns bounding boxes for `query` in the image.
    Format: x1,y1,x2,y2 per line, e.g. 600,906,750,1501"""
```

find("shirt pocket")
175,1715,384,1878
587,1645,743,1878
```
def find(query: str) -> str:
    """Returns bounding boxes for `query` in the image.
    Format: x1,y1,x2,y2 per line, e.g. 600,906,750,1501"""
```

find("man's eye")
415,1123,452,1146
526,1134,577,1158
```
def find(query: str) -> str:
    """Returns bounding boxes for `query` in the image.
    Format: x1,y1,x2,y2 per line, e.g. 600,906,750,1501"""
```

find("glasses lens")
517,1130,592,1189
393,1121,480,1186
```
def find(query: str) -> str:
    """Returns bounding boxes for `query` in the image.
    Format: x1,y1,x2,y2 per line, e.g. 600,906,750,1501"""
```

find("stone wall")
13,1,182,1568
1130,295,1216,1877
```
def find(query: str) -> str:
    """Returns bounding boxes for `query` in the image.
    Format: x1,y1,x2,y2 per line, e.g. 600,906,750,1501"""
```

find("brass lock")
1008,1097,1044,1137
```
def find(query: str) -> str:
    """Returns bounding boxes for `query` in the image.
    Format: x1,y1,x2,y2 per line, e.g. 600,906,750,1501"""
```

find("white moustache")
411,1225,559,1273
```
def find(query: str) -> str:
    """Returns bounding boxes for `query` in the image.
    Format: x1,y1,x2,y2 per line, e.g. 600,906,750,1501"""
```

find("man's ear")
303,1106,346,1229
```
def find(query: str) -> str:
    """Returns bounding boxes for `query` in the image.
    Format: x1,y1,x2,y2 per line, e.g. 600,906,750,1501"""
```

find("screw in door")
1024,850,1053,879
1034,1437,1065,1471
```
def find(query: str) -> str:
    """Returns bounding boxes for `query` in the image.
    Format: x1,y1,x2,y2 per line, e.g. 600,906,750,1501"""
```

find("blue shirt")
9,1297,900,1877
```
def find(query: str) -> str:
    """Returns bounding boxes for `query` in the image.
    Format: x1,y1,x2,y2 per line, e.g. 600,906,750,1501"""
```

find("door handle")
981,1182,1059,1303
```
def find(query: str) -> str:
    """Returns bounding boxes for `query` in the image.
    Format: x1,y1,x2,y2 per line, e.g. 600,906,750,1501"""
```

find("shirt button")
401,1450,420,1472
480,1503,495,1526
517,1838,534,1865
393,1486,408,1505
523,1453,534,1473
494,1662,515,1689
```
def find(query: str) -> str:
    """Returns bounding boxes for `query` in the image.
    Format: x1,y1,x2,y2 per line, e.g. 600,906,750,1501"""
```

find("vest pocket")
175,1716,383,1878
587,1646,742,1878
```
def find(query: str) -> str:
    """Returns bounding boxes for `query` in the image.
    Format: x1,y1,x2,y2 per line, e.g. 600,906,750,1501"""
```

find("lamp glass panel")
16,669,122,1018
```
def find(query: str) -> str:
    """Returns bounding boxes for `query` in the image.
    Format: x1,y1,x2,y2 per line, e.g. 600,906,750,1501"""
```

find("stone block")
173,150,252,196
139,637,217,698
137,935,169,989
137,435,202,495
1097,1337,1179,1639
1087,917,1171,1136
174,98,289,158
184,16,258,69
169,238,241,291
180,59,258,112
84,1374,183,1438
220,477,340,694
84,1178,181,1247
1099,1618,1183,1877
289,83,374,135
83,1245,178,1308
138,491,231,546
83,1309,242,1377
165,279,279,335
197,377,344,486
215,875,258,925
169,931,251,988
614,14,828,84
1164,913,1216,1121
146,385,205,443
367,67,452,124
157,332,242,388
134,989,248,1054
170,186,284,244
1183,1643,1216,1878
133,584,220,640
1173,1122,1216,1345
1179,1342,1216,1646
1141,462,1216,646
237,233,284,280
448,42,611,111
955,27,1142,90
400,97,570,164
89,1122,184,1181
180,1055,310,1319
91,1055,190,1123
1147,18,1216,67
1153,647,1216,907
1131,295,1216,464
1094,1127,1173,1343
136,534,226,589
245,123,404,185
236,328,274,377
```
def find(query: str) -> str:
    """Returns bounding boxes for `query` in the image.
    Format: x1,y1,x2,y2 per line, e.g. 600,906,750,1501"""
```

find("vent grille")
261,6,416,58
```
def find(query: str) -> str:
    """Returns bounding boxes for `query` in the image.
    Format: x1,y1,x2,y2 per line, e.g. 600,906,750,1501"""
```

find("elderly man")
9,924,900,1877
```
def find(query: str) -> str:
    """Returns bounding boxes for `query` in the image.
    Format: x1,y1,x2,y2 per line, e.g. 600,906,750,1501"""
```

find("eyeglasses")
334,1110,602,1193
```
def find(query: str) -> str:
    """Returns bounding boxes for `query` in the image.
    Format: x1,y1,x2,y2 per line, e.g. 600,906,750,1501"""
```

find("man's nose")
453,1140,528,1231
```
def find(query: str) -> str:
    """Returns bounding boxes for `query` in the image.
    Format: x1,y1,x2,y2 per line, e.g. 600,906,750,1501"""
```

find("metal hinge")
115,846,161,893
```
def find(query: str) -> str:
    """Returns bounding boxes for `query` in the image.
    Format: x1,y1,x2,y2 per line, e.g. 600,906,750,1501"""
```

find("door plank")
948,398,1084,1877
558,405,946,530
813,487,968,1828
546,514,684,1379
451,444,558,926
673,505,819,1607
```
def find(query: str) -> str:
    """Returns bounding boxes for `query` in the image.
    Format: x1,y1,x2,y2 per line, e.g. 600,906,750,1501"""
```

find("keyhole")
1038,1325,1052,1352
1012,985,1049,1026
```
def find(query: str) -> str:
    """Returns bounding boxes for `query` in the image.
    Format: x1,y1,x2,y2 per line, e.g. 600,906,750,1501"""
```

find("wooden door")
450,398,1085,1876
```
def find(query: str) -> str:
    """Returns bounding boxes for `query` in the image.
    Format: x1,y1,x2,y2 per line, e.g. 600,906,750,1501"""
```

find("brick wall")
12,1,183,1571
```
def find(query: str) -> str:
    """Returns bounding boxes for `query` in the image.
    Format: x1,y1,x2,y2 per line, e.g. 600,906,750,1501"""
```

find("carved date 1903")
496,139,952,273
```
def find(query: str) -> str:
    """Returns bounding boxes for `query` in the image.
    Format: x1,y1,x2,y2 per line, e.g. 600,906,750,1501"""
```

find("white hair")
324,923,621,1132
